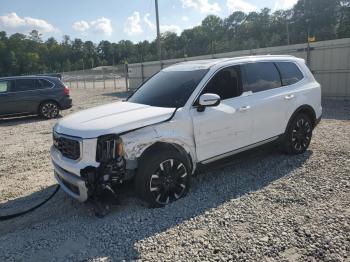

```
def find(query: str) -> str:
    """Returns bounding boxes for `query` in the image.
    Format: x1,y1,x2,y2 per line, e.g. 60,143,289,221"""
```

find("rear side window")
36,79,54,89
14,79,36,92
0,81,10,93
275,62,304,86
201,66,242,100
241,62,281,93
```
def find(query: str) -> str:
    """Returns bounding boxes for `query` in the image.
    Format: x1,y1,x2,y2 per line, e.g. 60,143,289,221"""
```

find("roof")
0,75,61,81
163,55,300,71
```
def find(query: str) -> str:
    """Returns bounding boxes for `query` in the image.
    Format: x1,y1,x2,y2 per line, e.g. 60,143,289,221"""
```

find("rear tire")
282,113,313,154
135,148,192,208
39,101,60,119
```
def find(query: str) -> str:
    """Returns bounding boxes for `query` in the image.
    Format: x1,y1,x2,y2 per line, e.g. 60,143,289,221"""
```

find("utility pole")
155,0,162,61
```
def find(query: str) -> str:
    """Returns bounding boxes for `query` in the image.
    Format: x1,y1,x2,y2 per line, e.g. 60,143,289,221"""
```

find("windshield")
128,69,208,108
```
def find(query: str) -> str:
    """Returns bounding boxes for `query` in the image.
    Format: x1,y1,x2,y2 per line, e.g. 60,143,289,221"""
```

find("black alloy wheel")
40,102,59,119
149,159,188,205
283,113,313,154
135,148,192,207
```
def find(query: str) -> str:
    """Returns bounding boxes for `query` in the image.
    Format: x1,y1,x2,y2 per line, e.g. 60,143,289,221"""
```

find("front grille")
53,133,80,160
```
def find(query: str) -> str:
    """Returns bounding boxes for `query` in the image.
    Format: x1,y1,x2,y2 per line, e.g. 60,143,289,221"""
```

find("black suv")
0,76,72,119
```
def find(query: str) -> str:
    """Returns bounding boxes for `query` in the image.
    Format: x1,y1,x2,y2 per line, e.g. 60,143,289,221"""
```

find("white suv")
51,55,322,207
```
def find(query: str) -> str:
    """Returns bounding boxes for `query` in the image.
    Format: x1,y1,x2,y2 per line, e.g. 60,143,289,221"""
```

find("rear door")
240,62,290,143
10,78,38,114
275,61,305,120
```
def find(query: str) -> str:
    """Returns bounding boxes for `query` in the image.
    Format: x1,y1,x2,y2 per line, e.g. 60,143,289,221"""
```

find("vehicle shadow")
0,144,312,260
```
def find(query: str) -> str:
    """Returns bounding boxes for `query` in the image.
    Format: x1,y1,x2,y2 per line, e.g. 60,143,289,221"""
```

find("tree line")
0,0,349,77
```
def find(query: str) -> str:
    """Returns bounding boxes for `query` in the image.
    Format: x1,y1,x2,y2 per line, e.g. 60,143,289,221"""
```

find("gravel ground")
0,88,349,262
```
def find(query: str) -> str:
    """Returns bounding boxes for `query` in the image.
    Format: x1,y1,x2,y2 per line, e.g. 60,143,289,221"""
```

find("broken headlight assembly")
96,135,126,183
81,135,126,197
96,135,124,163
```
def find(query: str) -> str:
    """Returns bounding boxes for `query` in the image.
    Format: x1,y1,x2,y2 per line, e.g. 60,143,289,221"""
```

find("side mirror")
197,93,221,112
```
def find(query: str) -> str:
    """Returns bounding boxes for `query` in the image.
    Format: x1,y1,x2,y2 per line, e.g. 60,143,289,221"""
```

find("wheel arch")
285,105,317,133
38,99,61,112
138,141,194,173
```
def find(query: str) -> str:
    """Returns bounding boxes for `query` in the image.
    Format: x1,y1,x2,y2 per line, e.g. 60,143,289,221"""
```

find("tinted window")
0,81,10,93
36,79,53,89
128,69,208,108
14,79,36,92
242,62,281,93
276,62,304,86
201,66,242,100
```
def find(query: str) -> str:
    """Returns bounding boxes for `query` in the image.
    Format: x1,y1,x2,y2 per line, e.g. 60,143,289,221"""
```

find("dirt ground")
0,88,349,261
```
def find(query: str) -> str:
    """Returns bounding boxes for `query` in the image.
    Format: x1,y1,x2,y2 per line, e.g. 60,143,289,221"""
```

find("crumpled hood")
55,101,175,138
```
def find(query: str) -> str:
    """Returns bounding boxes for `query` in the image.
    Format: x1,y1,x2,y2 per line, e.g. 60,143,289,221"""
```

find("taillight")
63,86,70,95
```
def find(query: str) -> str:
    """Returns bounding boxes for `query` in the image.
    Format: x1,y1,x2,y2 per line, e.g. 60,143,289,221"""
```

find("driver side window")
201,65,243,101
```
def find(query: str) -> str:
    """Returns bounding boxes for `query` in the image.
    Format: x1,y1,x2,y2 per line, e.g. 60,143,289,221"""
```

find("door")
191,65,254,162
0,80,15,115
11,78,39,114
240,62,290,144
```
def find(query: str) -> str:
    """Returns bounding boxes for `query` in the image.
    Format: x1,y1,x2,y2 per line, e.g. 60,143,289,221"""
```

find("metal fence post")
307,42,311,67
124,63,129,91
113,66,117,90
103,71,106,89
83,71,86,89
141,63,144,83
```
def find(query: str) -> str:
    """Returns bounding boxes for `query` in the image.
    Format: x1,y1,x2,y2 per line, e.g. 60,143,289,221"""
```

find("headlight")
96,135,123,162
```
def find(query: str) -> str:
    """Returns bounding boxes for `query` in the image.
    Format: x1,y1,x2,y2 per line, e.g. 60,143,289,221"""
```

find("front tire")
282,113,313,154
39,101,60,119
135,149,191,208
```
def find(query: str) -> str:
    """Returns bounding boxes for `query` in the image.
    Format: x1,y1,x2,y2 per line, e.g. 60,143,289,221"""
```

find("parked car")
51,55,322,207
0,75,72,119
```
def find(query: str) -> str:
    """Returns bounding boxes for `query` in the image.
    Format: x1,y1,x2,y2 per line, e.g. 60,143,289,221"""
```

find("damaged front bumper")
53,161,88,202
51,141,135,202
51,144,96,202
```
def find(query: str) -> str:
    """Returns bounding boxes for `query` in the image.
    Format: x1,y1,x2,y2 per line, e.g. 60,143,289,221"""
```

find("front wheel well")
138,142,193,172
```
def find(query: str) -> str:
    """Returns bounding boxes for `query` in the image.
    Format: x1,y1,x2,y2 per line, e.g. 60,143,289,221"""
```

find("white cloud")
144,13,155,31
124,11,143,35
181,0,221,14
72,17,112,36
226,0,257,13
90,17,113,36
182,16,189,22
72,20,90,32
273,0,298,11
0,12,56,33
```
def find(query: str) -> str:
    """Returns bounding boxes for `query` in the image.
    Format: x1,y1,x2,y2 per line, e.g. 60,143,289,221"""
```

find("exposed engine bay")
81,135,129,200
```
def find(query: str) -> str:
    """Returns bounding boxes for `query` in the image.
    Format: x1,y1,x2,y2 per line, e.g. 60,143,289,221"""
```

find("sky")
0,0,298,43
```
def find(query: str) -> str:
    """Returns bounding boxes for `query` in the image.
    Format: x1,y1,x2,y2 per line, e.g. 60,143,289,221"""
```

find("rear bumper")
53,161,88,202
59,96,72,110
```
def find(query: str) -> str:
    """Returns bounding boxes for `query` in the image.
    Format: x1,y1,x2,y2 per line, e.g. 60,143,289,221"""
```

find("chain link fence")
61,65,128,91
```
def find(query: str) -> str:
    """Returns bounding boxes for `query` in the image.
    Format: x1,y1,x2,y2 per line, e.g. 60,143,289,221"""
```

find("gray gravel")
0,89,349,262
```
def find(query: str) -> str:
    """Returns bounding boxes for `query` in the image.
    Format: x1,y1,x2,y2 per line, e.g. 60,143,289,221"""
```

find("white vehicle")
51,55,322,207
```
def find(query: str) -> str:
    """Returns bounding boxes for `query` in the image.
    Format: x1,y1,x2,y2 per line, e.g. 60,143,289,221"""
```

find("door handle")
239,105,251,112
284,94,295,100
